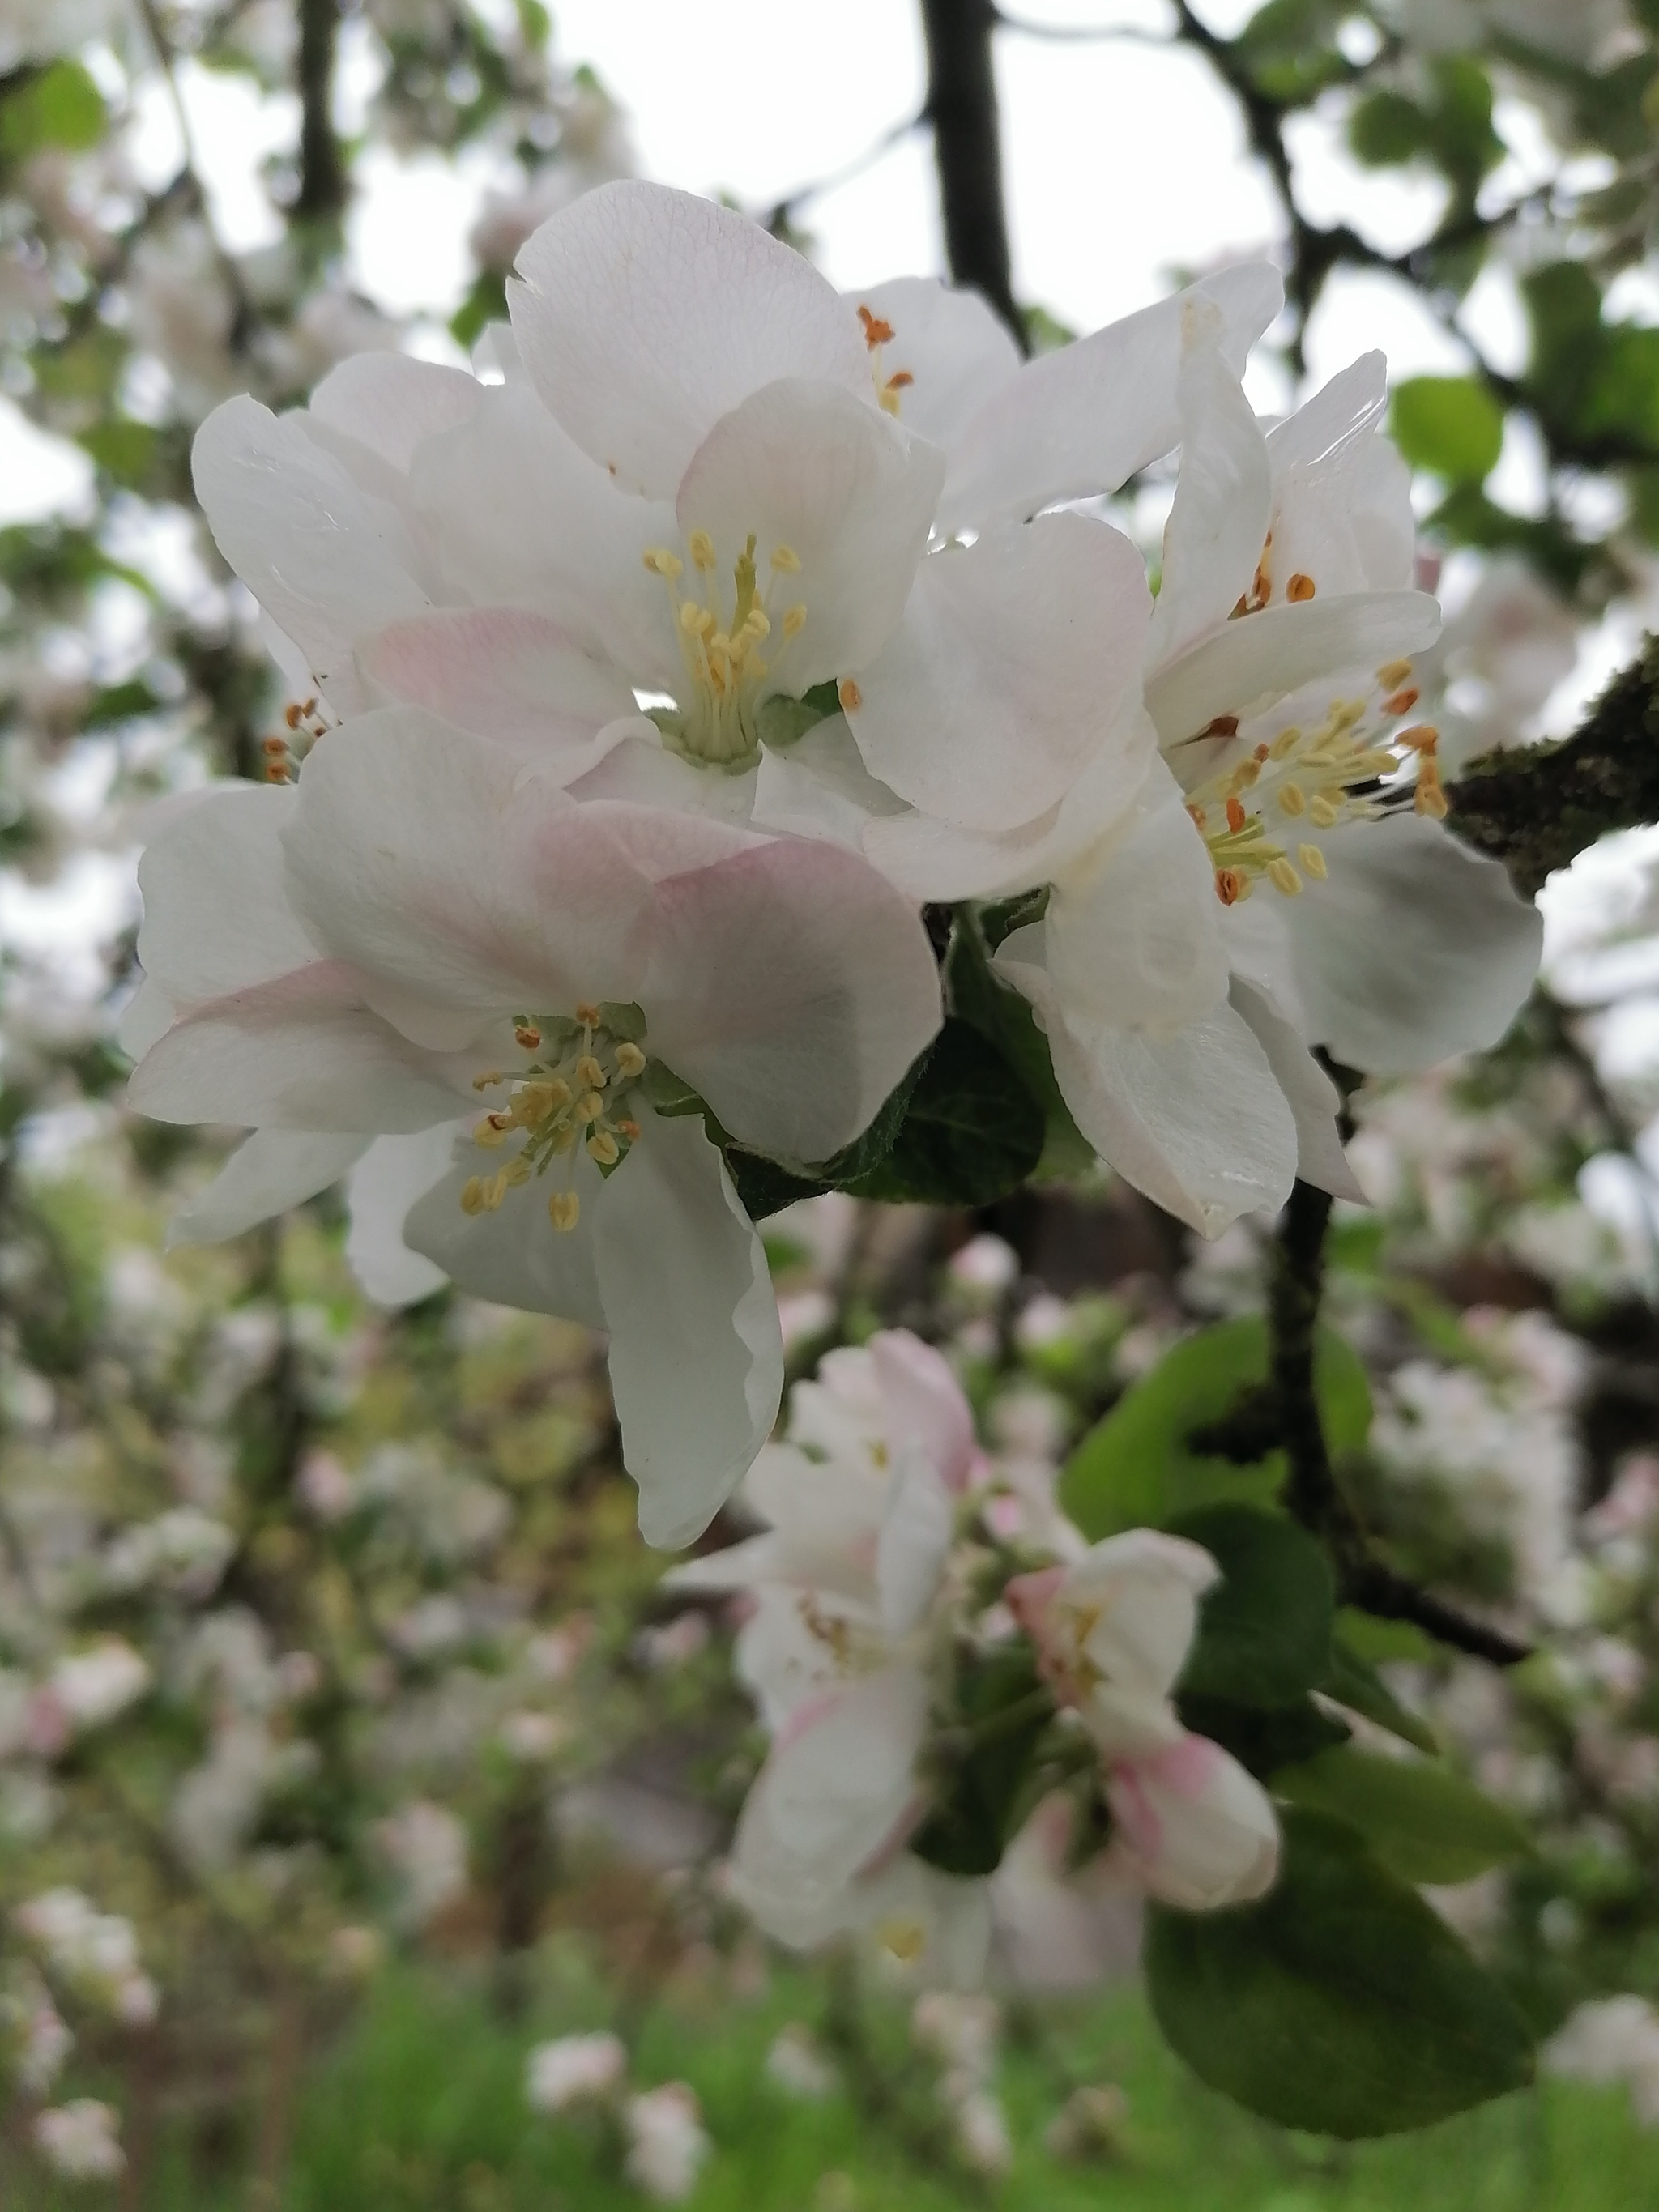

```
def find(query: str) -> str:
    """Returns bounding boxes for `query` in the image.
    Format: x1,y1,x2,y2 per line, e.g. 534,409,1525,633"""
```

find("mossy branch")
1448,634,1659,896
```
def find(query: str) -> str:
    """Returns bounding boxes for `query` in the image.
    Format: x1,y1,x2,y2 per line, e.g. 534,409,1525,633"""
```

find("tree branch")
293,0,346,227
1448,636,1659,895
919,0,1027,349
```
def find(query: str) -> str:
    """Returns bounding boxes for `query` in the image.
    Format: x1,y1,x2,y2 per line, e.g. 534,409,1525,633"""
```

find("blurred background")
5,0,1659,2204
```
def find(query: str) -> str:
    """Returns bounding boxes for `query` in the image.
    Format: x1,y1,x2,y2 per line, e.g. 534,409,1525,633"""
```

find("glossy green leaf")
846,1018,1043,1208
1272,1747,1529,1885
1177,1692,1349,1781
1391,378,1504,484
1060,1316,1372,1539
946,910,1094,1178
1171,1503,1335,1708
1322,1632,1439,1755
1145,1809,1535,2137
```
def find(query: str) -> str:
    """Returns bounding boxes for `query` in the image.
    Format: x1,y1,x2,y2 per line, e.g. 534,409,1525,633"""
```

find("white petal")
358,607,641,774
137,783,318,1007
117,979,174,1062
847,514,1151,833
192,398,429,715
1145,306,1271,671
129,965,467,1132
675,379,942,688
1266,352,1414,597
308,353,482,472
510,180,872,497
876,1453,955,1638
1285,811,1542,1075
729,1668,928,1946
1064,1528,1218,1742
1146,590,1440,744
848,276,1021,454
642,831,943,1166
567,731,759,825
407,382,679,678
1227,976,1364,1200
939,262,1283,533
597,1112,783,1549
403,1144,606,1327
751,716,907,850
344,1123,461,1305
996,935,1297,1235
1042,765,1230,1033
168,1129,367,1247
869,1328,978,1494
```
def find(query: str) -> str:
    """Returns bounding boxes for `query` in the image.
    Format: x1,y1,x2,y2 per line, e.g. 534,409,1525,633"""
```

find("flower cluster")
525,2031,711,2202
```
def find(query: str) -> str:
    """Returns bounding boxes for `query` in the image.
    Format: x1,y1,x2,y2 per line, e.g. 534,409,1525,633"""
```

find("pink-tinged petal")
358,608,641,774
343,1123,459,1306
1108,1734,1279,1910
283,710,672,1036
996,931,1298,1236
510,180,872,498
675,379,943,688
938,262,1283,533
847,514,1151,834
1146,590,1439,745
137,784,319,1008
848,275,1021,454
128,962,470,1133
1227,978,1364,1201
875,1454,955,1636
168,1128,367,1247
641,833,943,1166
1145,305,1271,672
729,1667,928,1946
869,1328,978,1494
308,353,482,472
595,1110,784,1549
1023,1529,1218,1732
1266,352,1414,596
1284,811,1542,1076
407,382,679,680
191,398,429,716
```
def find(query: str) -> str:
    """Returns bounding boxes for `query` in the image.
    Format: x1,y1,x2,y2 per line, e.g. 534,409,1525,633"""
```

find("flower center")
642,533,808,769
1175,657,1444,906
463,1002,648,1234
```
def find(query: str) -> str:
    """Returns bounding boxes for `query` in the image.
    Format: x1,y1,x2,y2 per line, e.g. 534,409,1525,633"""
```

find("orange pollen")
885,370,914,392
1397,723,1439,753
1253,742,1270,763
616,1118,640,1140
838,676,863,712
486,1111,512,1130
263,762,289,782
1382,687,1420,715
261,735,288,755
1186,803,1207,829
514,1025,541,1049
1214,868,1246,906
1201,714,1239,739
1286,573,1316,603
857,306,895,348
1226,795,1247,833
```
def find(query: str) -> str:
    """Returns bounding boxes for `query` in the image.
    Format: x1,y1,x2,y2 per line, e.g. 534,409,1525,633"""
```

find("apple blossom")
126,710,941,1545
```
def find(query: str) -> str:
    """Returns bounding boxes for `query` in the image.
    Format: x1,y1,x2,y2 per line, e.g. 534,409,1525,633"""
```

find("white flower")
526,2030,628,2112
764,2023,836,2099
32,1640,150,1750
34,2100,126,2180
1546,1995,1659,2127
127,712,940,1545
623,2082,710,2202
373,1800,469,1928
1007,1533,1278,1910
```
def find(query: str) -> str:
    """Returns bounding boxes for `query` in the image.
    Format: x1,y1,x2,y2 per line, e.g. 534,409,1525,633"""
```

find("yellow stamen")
1377,658,1414,690
1268,857,1303,897
783,605,807,638
548,1191,580,1233
770,545,801,573
643,547,684,579
838,677,862,713
688,531,715,572
461,1177,487,1215
574,1002,602,1029
472,1070,503,1091
614,1042,646,1078
575,1055,606,1091
587,1130,620,1166
1309,795,1340,829
875,1918,926,1964
1269,726,1301,759
474,1119,507,1149
577,1092,605,1124
1277,783,1307,817
1299,843,1328,880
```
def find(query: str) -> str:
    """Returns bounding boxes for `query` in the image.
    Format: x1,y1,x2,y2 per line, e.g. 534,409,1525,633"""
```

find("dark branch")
992,8,1169,41
919,0,1027,350
1448,636,1659,896
293,0,346,226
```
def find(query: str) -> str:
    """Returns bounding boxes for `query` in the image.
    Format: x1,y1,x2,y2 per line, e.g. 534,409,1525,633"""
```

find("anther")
1225,795,1247,833
587,1131,620,1166
577,1092,605,1124
461,1177,487,1215
1382,687,1419,715
1277,783,1307,816
548,1191,580,1233
262,735,288,755
1286,573,1316,602
1299,843,1328,880
1253,742,1270,764
838,677,862,712
1201,714,1239,739
574,1002,602,1029
1268,857,1303,897
783,606,807,638
1377,659,1414,690
616,1118,641,1140
514,1024,540,1049
474,1119,507,1149
1309,796,1340,829
575,1055,605,1090
472,1071,503,1091
1269,727,1301,759
688,530,716,571
614,1042,646,1079
1397,723,1439,754
1213,868,1247,906
770,545,801,573
642,548,684,579
857,305,895,348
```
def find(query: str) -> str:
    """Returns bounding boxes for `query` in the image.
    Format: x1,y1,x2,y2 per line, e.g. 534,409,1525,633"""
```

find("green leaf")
1177,1693,1349,1781
845,1017,1043,1208
755,679,841,750
1145,1809,1535,2137
1391,377,1505,484
79,419,160,491
1321,1632,1439,1755
946,910,1093,1178
1060,1316,1372,1539
1273,1747,1531,1886
449,268,509,349
1171,1503,1335,1708
0,61,106,158
911,1643,1053,1877
720,1033,930,1219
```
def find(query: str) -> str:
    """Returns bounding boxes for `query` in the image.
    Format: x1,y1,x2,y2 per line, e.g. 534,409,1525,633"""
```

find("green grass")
17,1954,1659,2210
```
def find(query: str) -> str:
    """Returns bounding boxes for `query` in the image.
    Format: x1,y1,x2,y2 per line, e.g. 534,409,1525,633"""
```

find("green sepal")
755,679,842,750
